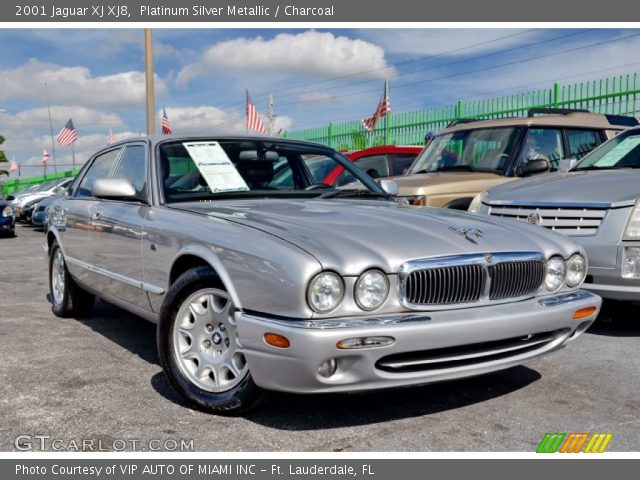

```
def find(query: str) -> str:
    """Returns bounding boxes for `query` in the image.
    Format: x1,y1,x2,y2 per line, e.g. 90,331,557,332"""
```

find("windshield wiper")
434,165,477,172
574,165,626,171
318,189,393,200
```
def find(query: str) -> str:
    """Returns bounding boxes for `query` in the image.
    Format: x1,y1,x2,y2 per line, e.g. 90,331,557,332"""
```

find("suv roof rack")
446,118,484,127
527,107,590,117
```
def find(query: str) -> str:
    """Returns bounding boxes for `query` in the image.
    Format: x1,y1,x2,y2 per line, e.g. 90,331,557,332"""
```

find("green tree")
0,135,9,177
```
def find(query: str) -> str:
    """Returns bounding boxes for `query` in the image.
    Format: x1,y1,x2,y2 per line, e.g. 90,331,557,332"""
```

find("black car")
0,192,16,237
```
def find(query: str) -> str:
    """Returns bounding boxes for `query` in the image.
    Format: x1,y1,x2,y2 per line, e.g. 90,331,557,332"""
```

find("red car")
325,145,423,186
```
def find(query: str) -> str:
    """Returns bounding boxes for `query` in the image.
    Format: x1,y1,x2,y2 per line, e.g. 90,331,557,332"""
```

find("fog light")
336,336,395,349
264,333,290,348
318,359,337,378
622,247,640,278
572,306,598,320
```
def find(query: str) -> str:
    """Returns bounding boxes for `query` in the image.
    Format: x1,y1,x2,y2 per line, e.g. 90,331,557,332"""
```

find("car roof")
441,111,636,133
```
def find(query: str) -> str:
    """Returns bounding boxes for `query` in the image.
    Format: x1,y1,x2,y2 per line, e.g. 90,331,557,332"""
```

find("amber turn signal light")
264,333,290,348
572,306,598,320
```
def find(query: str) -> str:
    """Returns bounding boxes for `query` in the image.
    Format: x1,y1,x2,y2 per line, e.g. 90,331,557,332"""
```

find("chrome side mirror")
92,178,137,200
379,179,399,196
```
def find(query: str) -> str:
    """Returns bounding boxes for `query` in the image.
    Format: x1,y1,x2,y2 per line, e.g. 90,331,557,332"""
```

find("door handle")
90,209,103,221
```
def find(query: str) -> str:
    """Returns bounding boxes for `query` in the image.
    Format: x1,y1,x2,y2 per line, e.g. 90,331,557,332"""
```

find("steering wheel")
304,183,333,191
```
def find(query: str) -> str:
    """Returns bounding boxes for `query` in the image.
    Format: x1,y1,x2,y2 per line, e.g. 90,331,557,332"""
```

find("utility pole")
267,93,276,136
144,28,156,136
44,83,58,176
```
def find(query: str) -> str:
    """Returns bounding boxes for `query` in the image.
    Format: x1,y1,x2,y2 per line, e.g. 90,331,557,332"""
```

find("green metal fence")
1,169,80,195
285,73,640,150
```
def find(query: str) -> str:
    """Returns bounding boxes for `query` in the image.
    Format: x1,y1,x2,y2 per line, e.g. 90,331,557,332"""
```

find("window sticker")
594,136,640,167
182,141,249,192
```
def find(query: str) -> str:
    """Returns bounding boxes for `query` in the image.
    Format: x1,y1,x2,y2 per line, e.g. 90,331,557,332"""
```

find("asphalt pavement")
1,224,638,452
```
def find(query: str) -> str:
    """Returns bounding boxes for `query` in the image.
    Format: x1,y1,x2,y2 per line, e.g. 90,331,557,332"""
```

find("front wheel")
157,267,263,414
49,241,95,318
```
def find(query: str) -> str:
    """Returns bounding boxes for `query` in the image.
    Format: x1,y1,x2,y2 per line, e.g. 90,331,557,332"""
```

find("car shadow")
588,300,640,338
70,299,544,427
75,299,159,365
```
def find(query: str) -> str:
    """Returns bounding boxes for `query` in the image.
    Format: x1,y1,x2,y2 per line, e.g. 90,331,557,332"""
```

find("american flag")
56,119,78,146
161,108,172,135
246,90,267,134
9,158,18,173
42,150,50,165
107,128,116,145
362,80,391,132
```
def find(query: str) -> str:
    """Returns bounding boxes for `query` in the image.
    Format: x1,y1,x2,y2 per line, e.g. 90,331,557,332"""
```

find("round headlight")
566,254,587,287
2,206,13,218
355,270,389,311
545,257,566,291
307,272,344,313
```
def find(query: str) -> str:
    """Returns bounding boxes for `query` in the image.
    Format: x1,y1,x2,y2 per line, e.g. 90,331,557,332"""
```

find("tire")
49,241,95,318
157,266,263,414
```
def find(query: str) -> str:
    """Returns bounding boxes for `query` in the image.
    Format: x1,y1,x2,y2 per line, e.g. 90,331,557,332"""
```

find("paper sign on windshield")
594,136,640,167
183,141,249,193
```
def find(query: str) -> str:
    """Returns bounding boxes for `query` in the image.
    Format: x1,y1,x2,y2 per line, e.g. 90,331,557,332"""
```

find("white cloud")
177,31,393,87
0,59,168,108
161,106,294,135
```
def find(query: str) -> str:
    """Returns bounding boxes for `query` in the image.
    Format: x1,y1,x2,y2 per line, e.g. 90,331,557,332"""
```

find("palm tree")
0,135,9,177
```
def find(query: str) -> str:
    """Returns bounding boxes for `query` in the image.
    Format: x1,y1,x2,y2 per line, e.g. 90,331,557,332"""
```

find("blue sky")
1,28,640,175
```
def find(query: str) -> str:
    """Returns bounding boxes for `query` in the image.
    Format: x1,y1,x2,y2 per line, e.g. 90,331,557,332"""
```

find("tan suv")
394,108,637,209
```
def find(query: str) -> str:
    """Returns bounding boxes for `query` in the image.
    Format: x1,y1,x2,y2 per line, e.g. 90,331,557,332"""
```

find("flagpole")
245,89,249,134
72,143,76,169
44,83,58,177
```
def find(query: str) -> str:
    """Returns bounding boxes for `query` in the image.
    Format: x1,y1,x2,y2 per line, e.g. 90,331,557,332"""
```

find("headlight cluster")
307,270,389,313
397,195,427,207
623,199,640,240
2,206,13,218
468,191,488,213
545,254,587,291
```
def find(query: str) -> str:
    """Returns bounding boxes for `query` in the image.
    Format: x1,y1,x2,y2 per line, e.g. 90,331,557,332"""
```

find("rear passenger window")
391,154,418,175
113,145,147,197
566,130,600,160
74,149,120,198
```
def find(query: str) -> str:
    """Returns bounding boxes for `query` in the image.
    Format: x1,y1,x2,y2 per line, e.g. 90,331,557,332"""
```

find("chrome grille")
488,260,545,300
488,204,608,236
400,252,545,307
405,265,486,305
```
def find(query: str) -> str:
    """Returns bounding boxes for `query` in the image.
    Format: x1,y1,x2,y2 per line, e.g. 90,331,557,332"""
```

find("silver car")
46,136,601,413
470,126,640,302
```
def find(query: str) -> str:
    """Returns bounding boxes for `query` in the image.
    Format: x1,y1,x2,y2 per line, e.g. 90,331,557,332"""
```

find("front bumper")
236,290,601,394
0,216,15,233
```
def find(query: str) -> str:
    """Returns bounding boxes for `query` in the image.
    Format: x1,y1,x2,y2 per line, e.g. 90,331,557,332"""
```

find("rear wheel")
49,242,94,318
157,266,263,414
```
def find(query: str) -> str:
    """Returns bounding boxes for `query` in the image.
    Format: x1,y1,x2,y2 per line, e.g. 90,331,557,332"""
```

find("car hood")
391,171,510,196
172,199,577,275
485,170,640,207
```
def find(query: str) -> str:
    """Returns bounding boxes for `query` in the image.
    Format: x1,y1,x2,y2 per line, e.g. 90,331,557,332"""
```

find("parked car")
0,192,16,237
469,126,640,301
46,135,600,413
324,145,423,186
392,109,636,209
32,187,69,229
11,178,73,221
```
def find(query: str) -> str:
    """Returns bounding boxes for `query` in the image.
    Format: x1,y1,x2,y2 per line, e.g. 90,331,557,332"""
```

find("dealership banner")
1,0,637,22
4,459,640,479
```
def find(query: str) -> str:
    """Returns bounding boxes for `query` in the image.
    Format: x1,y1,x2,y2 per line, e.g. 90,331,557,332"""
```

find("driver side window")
74,149,121,198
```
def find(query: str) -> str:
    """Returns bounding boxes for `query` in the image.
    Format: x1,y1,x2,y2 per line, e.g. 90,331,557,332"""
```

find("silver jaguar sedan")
470,126,640,302
46,136,601,413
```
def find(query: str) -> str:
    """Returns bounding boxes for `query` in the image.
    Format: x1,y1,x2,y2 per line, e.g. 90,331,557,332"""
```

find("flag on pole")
42,150,50,165
9,157,18,173
107,128,116,145
56,118,78,146
246,90,268,134
362,80,391,132
161,108,172,135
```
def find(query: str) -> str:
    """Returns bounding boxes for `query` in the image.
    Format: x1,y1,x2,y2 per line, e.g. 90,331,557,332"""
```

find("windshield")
158,139,386,204
573,131,640,170
408,127,523,174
